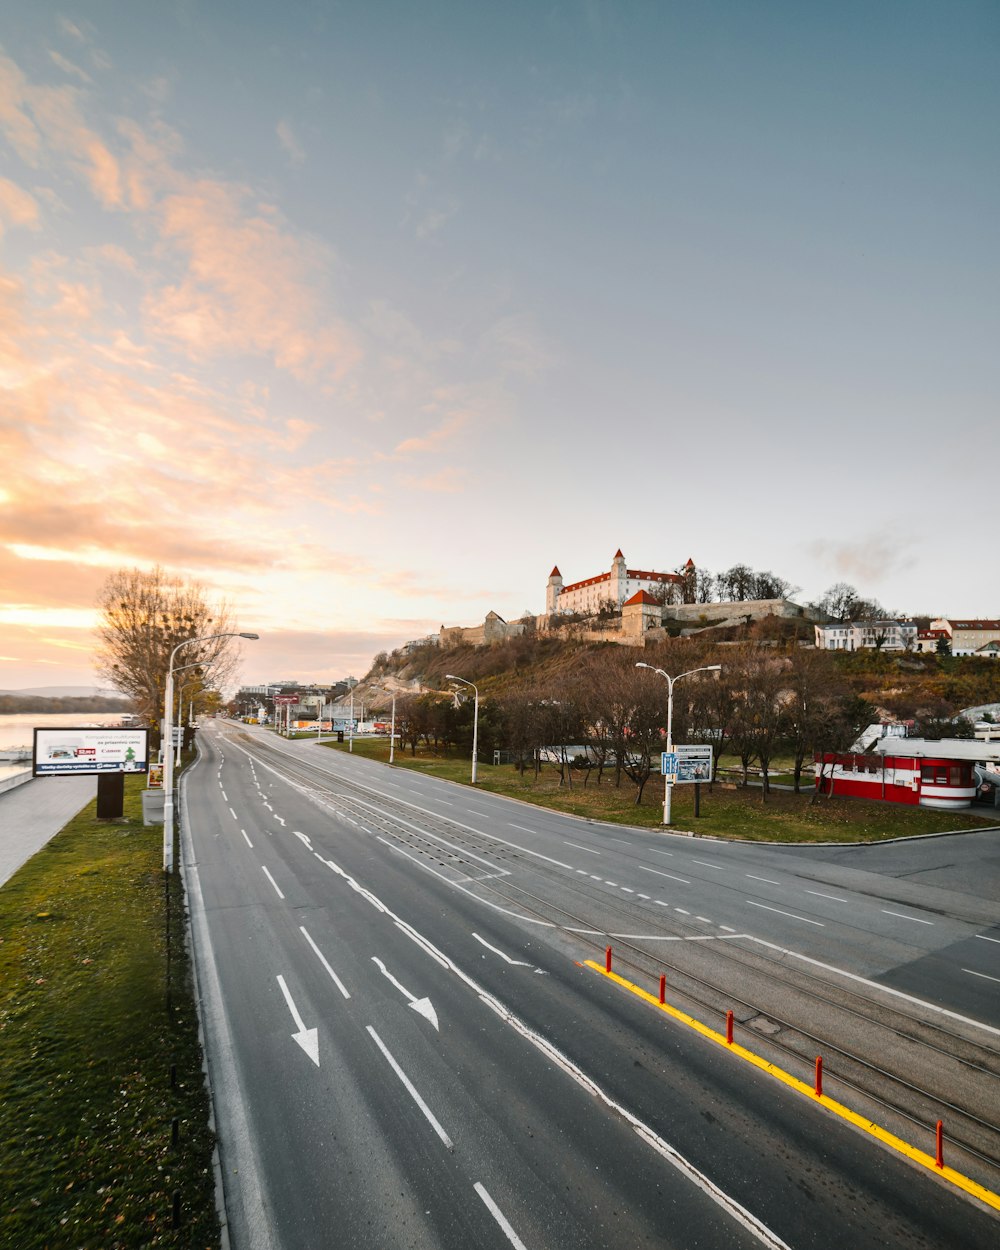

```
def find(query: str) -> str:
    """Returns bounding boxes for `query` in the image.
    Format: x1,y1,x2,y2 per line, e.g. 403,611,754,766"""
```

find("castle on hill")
546,549,694,615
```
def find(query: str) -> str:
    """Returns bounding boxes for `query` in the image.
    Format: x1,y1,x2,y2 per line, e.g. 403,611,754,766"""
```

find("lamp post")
349,688,354,752
635,662,721,826
446,674,479,783
163,630,258,872
389,691,396,765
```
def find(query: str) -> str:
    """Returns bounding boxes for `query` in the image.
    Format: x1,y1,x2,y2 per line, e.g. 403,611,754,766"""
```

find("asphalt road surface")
181,722,1000,1249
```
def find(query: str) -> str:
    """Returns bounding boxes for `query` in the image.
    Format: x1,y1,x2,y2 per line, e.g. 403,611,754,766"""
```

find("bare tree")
95,567,240,739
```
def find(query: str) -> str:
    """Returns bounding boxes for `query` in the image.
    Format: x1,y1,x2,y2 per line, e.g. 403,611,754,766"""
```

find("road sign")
661,751,678,782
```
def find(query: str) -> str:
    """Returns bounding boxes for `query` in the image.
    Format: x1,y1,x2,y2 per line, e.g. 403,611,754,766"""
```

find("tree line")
376,642,878,806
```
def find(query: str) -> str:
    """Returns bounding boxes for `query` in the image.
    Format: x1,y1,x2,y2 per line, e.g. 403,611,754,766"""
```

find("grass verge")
320,738,997,843
0,773,218,1249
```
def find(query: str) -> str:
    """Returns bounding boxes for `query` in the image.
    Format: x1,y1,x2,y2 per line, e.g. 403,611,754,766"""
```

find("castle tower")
546,565,563,614
611,548,627,608
682,556,697,604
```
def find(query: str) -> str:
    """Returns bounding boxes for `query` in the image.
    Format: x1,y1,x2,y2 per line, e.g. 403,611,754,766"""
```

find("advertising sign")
33,727,150,776
663,743,713,784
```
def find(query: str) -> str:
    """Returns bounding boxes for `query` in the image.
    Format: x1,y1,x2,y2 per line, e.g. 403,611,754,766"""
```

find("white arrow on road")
371,957,439,1030
276,974,320,1066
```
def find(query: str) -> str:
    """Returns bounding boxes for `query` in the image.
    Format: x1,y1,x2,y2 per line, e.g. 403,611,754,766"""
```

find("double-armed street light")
635,662,721,826
446,674,479,783
163,631,258,872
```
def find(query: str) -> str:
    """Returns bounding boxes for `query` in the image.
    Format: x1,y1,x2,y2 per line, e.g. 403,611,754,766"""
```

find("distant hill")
0,692,134,715
0,685,120,698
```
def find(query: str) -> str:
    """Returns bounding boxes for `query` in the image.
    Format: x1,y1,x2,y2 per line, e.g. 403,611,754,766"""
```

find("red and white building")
814,737,996,809
546,550,689,616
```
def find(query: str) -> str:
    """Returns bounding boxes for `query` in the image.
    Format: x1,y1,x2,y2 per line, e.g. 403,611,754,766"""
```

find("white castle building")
546,550,692,616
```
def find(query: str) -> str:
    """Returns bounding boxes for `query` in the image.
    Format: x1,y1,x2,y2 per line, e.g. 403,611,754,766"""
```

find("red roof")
550,566,561,577
623,590,659,607
684,557,695,568
614,548,624,559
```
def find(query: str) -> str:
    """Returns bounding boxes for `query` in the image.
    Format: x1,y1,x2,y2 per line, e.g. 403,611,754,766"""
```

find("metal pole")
389,693,396,764
162,665,175,872
472,688,479,783
664,676,674,826
349,690,354,752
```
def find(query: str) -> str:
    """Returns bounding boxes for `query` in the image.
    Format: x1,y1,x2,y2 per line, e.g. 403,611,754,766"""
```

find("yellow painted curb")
583,960,1000,1213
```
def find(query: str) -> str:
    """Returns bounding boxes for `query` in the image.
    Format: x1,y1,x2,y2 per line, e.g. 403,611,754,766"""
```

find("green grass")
321,738,996,843
0,774,218,1249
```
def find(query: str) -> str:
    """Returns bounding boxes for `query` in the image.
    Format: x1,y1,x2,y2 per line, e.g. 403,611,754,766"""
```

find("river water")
0,712,129,753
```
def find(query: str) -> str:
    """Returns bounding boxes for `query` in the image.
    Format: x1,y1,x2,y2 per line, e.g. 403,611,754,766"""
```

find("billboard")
661,743,713,784
33,727,150,776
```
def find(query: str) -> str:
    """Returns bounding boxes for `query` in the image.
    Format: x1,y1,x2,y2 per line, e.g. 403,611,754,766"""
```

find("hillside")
362,621,1000,730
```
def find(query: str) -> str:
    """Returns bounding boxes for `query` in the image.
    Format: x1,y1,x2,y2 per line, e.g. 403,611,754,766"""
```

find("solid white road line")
805,890,848,903
241,829,253,848
261,866,285,899
746,900,823,926
565,841,601,854
882,909,933,925
474,1183,528,1250
366,1026,453,1149
976,934,1000,944
299,926,350,999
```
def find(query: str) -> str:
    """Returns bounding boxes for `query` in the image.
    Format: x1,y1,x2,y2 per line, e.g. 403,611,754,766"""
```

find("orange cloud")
0,177,40,233
146,179,360,379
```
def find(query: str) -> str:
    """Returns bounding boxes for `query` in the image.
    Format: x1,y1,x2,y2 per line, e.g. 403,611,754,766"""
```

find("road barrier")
587,950,998,1213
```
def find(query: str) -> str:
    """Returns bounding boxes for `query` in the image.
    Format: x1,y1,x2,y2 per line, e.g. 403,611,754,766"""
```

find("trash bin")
141,788,165,825
337,730,344,743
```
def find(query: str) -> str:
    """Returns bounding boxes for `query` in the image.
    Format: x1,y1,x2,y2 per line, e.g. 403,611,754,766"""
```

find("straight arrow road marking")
276,974,319,1066
371,957,439,1030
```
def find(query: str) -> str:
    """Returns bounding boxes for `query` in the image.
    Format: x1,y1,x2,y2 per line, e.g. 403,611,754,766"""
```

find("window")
921,764,935,782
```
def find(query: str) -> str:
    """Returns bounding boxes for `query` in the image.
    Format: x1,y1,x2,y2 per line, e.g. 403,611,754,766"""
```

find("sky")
1,2,997,692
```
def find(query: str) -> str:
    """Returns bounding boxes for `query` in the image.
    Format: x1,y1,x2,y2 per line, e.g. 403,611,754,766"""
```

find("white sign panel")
662,743,713,784
34,727,150,776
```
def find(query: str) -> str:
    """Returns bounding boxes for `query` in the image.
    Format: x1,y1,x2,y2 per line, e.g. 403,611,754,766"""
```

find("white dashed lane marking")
882,910,933,925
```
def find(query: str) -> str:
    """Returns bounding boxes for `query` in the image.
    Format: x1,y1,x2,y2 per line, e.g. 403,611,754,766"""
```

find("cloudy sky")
1,3,997,691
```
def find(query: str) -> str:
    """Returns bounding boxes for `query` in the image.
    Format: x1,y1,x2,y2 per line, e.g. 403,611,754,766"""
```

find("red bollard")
605,946,612,974
936,1120,944,1169
659,974,666,1005
814,1056,823,1098
726,1010,734,1045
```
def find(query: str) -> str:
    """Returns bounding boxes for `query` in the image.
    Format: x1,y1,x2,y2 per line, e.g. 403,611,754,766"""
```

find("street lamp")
635,662,721,826
446,674,479,783
163,631,258,872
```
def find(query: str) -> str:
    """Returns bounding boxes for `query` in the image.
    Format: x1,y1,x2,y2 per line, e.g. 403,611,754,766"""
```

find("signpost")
33,726,150,819
662,744,714,784
661,744,714,820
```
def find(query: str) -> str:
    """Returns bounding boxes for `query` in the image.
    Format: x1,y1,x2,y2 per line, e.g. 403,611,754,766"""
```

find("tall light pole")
635,662,721,826
163,630,258,871
446,674,479,784
349,688,354,752
388,690,397,765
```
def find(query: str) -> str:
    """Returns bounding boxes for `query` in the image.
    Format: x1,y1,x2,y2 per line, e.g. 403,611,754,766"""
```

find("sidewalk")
0,775,95,887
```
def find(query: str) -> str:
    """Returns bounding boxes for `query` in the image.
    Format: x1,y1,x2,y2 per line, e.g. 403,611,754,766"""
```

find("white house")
814,620,917,651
